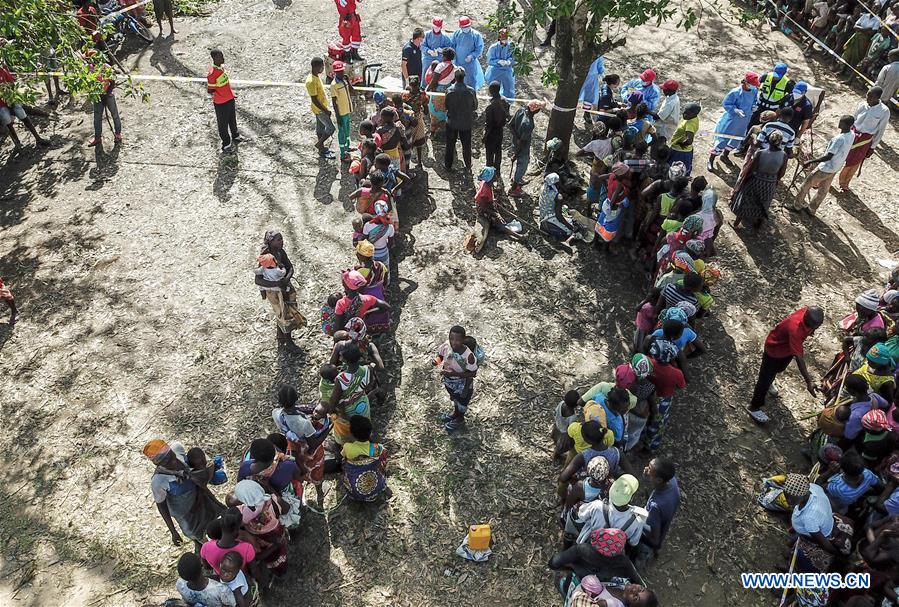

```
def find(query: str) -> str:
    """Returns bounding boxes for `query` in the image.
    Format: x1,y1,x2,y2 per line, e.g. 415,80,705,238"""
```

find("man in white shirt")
654,80,681,141
839,86,891,190
575,474,647,546
789,115,855,215
875,49,899,107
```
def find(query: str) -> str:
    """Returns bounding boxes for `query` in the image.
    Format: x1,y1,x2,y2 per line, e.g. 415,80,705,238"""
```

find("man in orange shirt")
207,49,241,153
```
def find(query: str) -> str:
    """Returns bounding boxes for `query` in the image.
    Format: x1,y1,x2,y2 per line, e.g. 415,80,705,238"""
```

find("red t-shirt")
648,360,686,398
764,307,814,359
207,66,235,104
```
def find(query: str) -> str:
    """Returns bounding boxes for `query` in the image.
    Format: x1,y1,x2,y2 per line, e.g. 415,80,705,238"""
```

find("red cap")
498,28,509,39
432,17,443,28
661,79,678,92
458,15,471,28
744,71,760,87
640,68,656,83
332,60,345,72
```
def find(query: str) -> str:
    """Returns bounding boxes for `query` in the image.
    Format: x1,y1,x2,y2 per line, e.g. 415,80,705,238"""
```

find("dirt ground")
1,0,898,605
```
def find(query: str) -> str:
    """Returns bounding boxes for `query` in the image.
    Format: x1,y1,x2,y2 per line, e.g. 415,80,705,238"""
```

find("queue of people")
5,3,897,605
755,275,899,606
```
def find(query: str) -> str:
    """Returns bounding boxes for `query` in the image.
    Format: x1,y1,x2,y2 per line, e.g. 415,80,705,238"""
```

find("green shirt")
671,116,699,152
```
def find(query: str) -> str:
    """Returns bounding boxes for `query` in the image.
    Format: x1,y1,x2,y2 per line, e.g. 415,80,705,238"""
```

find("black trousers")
485,139,502,174
213,99,239,149
445,126,472,169
749,352,793,410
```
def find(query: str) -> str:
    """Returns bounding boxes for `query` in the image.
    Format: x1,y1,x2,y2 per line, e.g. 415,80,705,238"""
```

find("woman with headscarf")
644,339,685,453
362,199,396,273
697,188,723,255
353,239,391,330
326,345,374,443
332,269,391,334
538,172,578,240
594,162,631,251
783,472,854,574
229,479,289,578
401,75,429,168
854,343,897,403
626,354,655,452
270,385,331,504
730,129,787,231
471,166,524,247
255,231,307,343
848,289,887,335
334,316,384,362
563,576,656,607
144,439,225,549
236,438,305,529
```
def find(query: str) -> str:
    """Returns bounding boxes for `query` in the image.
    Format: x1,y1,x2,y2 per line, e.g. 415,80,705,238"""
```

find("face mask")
793,91,804,100
432,27,441,34
461,26,471,33
500,40,507,45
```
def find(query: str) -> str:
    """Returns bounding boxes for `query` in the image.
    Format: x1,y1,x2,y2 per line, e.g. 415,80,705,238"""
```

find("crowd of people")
3,1,899,606
766,0,899,93
752,274,899,607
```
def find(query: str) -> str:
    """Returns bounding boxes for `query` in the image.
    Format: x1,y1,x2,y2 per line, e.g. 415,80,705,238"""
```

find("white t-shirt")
272,407,316,441
580,138,613,161
818,131,854,173
575,499,648,545
225,569,250,598
362,222,395,253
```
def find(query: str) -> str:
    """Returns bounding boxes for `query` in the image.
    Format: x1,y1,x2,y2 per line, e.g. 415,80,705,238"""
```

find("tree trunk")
545,9,622,160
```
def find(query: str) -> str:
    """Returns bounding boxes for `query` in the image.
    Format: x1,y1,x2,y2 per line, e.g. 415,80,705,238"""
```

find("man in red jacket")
748,306,824,424
335,0,362,59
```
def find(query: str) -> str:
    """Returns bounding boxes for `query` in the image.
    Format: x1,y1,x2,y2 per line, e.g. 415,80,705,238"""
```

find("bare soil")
1,1,897,606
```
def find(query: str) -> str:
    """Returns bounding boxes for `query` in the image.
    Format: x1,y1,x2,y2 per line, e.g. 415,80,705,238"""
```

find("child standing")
644,339,686,452
330,61,354,162
668,103,701,175
207,49,240,153
435,325,479,432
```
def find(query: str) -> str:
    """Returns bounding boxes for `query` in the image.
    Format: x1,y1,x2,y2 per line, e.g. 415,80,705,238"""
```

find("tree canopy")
0,0,137,104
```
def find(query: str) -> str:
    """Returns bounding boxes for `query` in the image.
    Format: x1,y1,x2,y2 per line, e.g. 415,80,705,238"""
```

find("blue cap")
479,166,496,182
773,62,788,76
373,91,386,103
794,81,808,94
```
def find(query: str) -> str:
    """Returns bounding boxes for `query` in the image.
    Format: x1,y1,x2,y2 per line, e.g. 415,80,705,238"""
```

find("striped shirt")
757,120,795,150
661,283,698,309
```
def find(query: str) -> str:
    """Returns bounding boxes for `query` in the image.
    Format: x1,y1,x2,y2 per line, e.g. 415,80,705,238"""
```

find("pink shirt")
200,540,256,575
